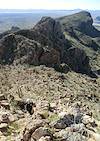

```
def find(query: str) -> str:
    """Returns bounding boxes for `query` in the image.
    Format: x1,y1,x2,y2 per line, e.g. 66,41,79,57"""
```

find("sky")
0,0,99,10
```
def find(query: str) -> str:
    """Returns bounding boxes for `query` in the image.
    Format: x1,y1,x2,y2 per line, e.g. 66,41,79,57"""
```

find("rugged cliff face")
0,34,61,67
57,11,100,37
57,11,100,74
57,11,100,51
63,47,91,74
15,16,71,58
0,34,16,64
0,11,99,77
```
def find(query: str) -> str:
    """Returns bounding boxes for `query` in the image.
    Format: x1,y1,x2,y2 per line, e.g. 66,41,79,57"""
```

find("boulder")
16,99,34,115
22,120,44,141
0,114,10,123
54,128,87,141
32,127,52,140
88,133,100,141
52,114,74,129
52,119,67,129
0,123,8,132
0,111,16,124
0,94,7,101
54,63,70,73
70,123,88,136
38,136,51,141
82,115,97,127
0,100,10,110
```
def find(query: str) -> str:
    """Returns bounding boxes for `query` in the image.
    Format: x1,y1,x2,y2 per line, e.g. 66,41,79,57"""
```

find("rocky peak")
57,11,92,25
70,11,93,29
57,11,100,37
16,17,71,49
33,16,70,51
34,16,62,36
34,16,55,28
15,17,71,62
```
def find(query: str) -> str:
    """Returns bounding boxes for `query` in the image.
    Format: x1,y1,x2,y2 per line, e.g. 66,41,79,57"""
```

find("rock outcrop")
16,17,71,52
0,13,98,77
57,11,100,37
57,11,100,50
0,34,60,66
15,17,71,64
0,34,16,64
63,47,91,74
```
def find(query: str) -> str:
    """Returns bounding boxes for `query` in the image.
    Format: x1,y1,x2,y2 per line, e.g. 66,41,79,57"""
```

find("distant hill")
0,9,81,13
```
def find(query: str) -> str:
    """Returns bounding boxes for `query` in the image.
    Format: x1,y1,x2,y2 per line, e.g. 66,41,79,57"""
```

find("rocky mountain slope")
57,11,100,37
0,12,99,77
57,11,100,70
0,65,100,141
0,11,100,141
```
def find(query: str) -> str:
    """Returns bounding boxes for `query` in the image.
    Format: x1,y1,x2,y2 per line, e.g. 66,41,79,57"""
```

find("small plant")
16,86,23,98
39,110,49,119
6,122,19,136
48,113,59,122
